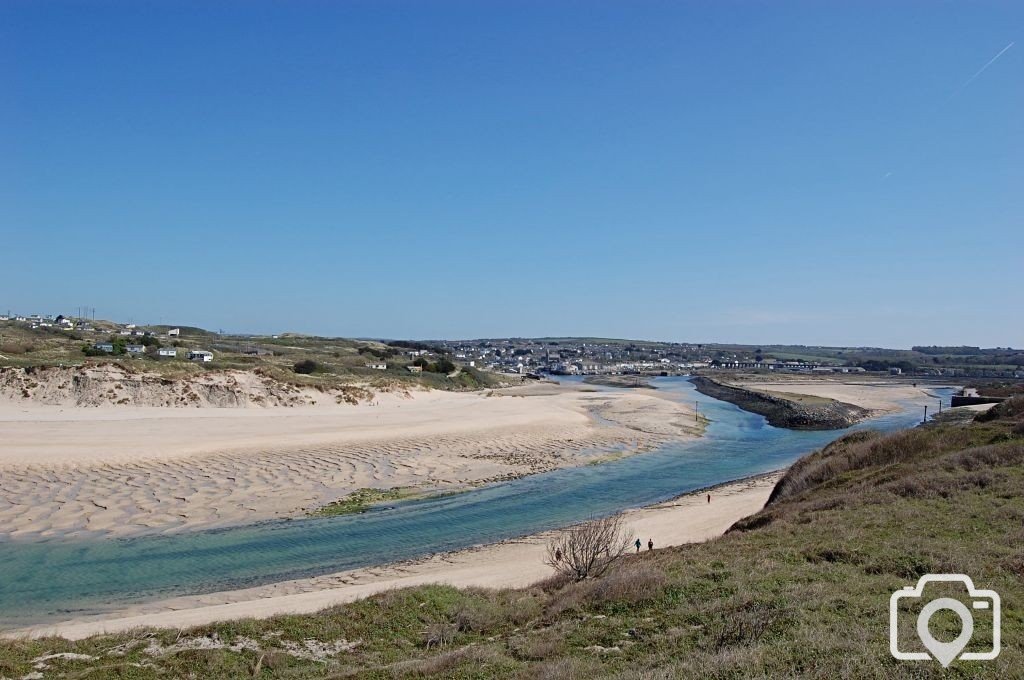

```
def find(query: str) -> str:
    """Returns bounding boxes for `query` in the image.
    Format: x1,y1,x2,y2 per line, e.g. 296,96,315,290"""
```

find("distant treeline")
358,346,399,360
853,359,917,373
385,340,448,355
912,346,984,355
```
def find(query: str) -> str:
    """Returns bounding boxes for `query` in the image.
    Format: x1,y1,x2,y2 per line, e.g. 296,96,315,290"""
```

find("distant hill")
0,320,514,393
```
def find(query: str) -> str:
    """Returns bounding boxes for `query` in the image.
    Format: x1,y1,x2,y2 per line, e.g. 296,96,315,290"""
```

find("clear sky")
2,2,1020,347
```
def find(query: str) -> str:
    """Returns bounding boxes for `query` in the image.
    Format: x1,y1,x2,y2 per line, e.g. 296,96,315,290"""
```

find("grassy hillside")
0,321,512,392
2,399,1021,677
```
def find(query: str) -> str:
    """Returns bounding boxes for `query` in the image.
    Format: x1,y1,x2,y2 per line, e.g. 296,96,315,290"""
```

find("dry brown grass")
974,395,1024,422
388,644,509,678
525,657,606,680
507,635,565,661
767,426,989,506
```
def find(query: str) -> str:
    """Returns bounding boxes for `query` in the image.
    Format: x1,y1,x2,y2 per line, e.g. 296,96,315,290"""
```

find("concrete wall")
950,396,1006,407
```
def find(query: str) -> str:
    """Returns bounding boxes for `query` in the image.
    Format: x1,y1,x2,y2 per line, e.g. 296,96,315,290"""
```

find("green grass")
2,402,1022,678
309,487,424,517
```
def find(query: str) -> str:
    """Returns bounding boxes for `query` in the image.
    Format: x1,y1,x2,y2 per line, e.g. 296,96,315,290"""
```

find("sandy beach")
7,472,780,640
0,380,699,541
728,378,936,412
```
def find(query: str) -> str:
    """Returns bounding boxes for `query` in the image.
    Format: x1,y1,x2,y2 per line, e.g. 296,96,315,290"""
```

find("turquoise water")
0,378,953,627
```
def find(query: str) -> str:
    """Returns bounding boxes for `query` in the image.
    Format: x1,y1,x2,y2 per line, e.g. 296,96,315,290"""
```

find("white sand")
0,384,699,540
733,379,941,412
7,472,780,640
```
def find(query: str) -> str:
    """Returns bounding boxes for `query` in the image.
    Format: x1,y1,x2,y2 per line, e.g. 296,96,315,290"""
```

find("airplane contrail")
961,41,1015,89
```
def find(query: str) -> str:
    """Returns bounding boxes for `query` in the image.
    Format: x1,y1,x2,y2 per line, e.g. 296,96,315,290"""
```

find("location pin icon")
917,598,974,668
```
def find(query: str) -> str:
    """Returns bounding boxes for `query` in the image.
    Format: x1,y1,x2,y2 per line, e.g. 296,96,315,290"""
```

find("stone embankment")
690,376,870,430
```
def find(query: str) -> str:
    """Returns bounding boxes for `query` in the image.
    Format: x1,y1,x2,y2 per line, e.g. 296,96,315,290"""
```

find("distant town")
2,310,1022,379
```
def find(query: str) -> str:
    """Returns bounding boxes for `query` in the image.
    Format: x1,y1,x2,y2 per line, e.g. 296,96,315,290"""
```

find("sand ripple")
0,389,696,541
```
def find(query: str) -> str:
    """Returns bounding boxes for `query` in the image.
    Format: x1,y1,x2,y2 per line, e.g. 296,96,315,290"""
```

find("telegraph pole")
923,405,928,423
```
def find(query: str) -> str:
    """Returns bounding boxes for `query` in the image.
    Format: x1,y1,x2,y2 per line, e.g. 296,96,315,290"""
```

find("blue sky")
2,2,1020,347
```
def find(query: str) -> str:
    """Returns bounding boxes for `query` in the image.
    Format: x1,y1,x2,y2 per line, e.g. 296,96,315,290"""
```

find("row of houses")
91,344,212,362
2,313,184,339
1,313,77,330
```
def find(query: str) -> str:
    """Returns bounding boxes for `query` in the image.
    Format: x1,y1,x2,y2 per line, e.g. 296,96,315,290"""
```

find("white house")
365,363,387,370
188,350,213,362
167,328,181,337
158,348,177,358
125,344,146,354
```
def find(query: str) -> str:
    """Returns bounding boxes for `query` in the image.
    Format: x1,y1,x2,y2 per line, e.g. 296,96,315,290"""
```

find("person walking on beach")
634,538,642,553
647,538,654,551
707,493,711,503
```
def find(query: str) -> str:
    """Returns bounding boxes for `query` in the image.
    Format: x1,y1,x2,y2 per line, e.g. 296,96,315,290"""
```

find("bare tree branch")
544,513,635,581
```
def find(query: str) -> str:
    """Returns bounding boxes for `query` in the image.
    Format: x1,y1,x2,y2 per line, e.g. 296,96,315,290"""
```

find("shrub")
293,359,319,375
433,358,457,374
975,395,1024,423
701,600,782,652
453,600,502,633
80,344,109,357
422,622,457,649
508,635,563,661
581,563,668,607
544,513,634,582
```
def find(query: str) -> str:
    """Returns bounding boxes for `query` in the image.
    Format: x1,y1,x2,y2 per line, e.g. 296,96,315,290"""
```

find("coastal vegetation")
3,399,1020,677
292,359,323,375
0,321,514,396
583,375,656,389
309,487,422,517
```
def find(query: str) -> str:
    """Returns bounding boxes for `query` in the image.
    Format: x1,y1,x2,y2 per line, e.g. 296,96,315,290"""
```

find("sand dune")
8,472,779,640
0,385,698,541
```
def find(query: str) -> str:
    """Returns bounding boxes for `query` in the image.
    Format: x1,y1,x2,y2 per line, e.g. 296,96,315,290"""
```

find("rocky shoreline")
690,376,871,430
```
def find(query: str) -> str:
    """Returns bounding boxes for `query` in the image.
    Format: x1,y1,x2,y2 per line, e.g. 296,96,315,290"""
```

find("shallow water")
0,378,954,627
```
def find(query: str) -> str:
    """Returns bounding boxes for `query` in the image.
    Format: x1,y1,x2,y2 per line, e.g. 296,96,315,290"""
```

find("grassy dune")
2,400,1022,678
0,321,510,393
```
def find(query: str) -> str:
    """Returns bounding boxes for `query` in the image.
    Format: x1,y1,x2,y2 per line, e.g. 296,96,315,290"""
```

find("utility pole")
923,405,928,423
695,401,700,422
938,398,942,414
